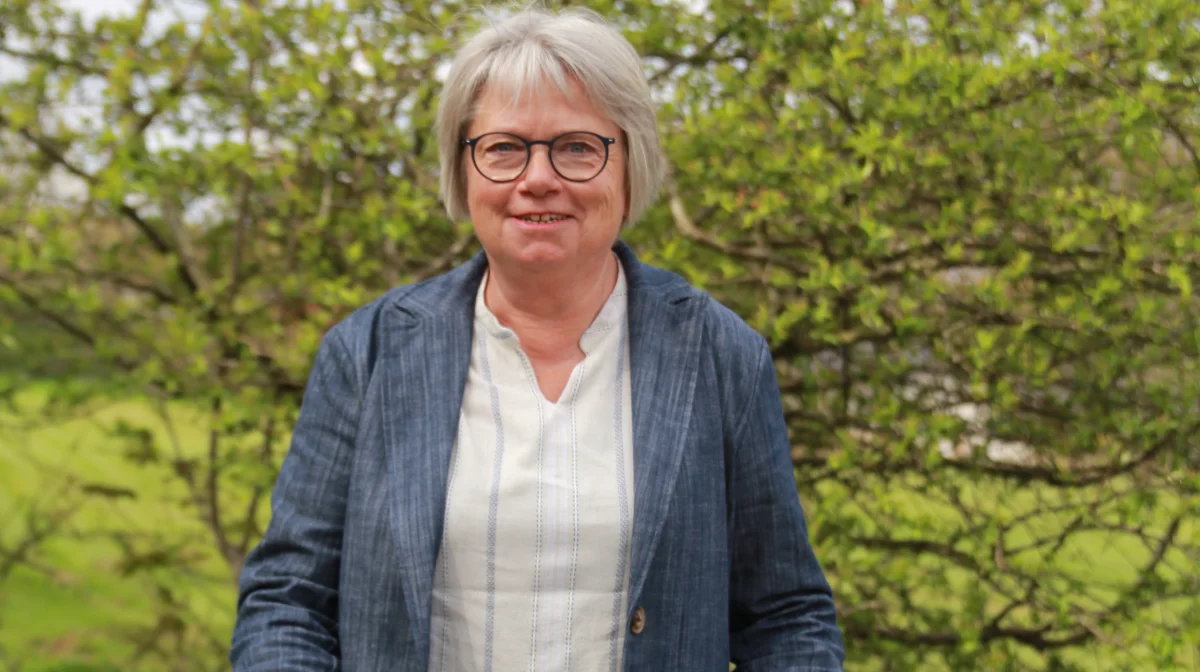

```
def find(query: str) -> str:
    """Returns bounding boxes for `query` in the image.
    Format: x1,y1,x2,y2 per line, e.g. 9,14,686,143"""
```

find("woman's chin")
509,242,575,268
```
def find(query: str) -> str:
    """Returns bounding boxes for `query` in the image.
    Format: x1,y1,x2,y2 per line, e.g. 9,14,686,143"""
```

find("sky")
64,0,137,19
0,0,209,200
0,0,205,81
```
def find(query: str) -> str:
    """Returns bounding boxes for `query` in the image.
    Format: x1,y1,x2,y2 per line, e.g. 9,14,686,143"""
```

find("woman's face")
464,77,627,274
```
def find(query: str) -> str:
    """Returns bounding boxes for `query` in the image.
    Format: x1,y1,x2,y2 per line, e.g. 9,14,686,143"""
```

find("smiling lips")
515,213,570,223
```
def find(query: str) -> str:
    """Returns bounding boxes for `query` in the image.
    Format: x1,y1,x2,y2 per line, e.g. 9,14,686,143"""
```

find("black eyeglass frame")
462,131,618,183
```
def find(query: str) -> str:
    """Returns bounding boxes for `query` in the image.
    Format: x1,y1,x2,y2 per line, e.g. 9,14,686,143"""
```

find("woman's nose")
519,147,559,193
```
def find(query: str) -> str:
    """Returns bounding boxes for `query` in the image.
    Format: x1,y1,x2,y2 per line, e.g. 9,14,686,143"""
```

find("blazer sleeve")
728,337,846,671
231,325,361,671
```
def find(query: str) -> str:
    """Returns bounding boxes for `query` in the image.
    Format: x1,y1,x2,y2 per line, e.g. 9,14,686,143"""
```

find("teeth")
520,214,567,222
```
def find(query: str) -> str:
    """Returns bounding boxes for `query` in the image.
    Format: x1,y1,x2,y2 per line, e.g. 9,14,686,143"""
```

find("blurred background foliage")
1,0,1199,670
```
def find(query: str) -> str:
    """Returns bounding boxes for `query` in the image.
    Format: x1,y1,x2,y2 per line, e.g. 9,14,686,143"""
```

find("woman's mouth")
511,213,572,228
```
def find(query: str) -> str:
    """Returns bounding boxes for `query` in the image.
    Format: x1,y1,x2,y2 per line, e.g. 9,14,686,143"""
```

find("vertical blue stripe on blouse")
523,357,546,672
481,335,504,672
565,364,586,671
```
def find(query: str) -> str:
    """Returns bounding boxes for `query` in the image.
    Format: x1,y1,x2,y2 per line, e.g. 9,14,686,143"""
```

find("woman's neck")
483,251,619,357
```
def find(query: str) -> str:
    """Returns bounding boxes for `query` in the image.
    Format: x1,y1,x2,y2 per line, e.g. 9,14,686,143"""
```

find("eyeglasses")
462,131,617,183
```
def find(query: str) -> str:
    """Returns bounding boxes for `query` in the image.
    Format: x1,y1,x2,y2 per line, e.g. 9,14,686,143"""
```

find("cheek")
463,157,496,207
578,182,626,231
611,163,630,213
465,176,504,213
603,177,627,213
588,162,626,207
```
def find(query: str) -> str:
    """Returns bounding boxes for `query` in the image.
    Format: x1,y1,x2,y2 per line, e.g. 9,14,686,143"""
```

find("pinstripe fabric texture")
564,366,582,670
479,326,504,672
427,265,635,672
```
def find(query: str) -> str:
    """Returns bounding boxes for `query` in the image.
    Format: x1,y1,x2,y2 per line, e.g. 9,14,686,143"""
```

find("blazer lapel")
378,255,484,665
617,242,708,613
376,242,705,657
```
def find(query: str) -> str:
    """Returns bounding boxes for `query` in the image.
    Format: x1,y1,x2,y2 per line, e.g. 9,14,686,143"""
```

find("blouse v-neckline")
473,262,628,407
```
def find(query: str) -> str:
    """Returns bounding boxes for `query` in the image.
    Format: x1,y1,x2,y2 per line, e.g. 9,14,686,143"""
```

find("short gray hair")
435,6,667,227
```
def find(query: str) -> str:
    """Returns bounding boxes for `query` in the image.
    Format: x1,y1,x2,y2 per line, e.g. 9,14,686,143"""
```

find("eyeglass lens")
471,132,609,182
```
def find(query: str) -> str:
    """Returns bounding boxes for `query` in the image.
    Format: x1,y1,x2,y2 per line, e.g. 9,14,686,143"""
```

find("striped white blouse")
427,263,636,672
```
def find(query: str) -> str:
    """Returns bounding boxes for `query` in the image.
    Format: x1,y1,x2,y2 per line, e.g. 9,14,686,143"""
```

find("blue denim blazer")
231,242,845,671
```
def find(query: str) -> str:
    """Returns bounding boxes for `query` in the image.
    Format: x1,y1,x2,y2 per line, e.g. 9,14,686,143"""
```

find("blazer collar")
379,240,707,664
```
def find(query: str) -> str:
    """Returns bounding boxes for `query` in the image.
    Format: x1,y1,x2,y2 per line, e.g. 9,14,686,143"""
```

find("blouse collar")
474,256,628,346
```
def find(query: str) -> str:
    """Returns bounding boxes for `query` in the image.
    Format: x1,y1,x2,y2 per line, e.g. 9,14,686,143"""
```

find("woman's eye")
566,142,593,154
489,143,518,153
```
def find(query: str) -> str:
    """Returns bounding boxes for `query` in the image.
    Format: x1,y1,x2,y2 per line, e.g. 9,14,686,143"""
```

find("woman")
231,7,844,671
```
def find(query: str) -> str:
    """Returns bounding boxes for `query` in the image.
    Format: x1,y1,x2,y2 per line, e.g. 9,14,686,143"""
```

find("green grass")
1,385,237,671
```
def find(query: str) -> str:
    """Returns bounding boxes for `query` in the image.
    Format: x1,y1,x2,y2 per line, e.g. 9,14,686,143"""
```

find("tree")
1,0,1197,669
0,465,81,672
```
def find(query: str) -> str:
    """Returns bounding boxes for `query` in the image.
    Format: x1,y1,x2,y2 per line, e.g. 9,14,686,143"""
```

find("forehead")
467,77,619,137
